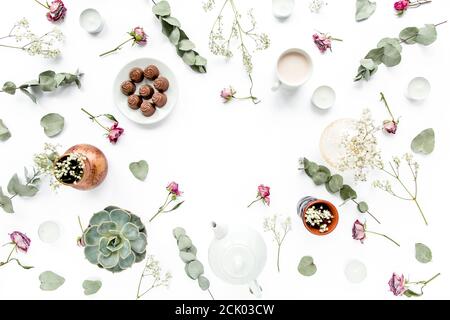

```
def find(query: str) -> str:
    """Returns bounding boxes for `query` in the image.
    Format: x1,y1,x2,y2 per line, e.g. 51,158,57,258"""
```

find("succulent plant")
82,206,147,273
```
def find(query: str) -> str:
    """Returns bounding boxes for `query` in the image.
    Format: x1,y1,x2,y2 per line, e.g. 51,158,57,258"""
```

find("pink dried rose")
167,181,182,197
352,220,366,243
248,184,271,207
47,0,67,22
388,273,407,296
149,182,185,223
108,122,124,144
10,231,31,253
394,0,432,16
220,87,235,102
380,93,400,135
130,27,147,45
312,32,341,53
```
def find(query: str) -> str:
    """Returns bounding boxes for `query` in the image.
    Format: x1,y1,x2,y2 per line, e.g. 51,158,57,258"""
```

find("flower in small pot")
33,143,108,190
298,196,338,235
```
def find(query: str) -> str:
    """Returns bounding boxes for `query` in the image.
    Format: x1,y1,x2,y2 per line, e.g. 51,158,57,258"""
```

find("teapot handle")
249,279,262,298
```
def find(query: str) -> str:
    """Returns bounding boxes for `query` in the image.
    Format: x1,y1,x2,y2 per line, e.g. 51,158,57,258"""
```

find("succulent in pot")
81,206,147,273
297,196,339,235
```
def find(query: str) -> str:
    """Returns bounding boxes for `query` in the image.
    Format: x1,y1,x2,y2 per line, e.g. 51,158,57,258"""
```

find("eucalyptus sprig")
0,167,41,214
299,157,381,224
1,70,82,103
0,119,11,142
355,21,447,81
172,227,214,299
373,153,428,225
152,1,207,73
204,0,270,104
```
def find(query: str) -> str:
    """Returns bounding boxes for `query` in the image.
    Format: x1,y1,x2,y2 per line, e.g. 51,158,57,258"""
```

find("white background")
0,0,449,300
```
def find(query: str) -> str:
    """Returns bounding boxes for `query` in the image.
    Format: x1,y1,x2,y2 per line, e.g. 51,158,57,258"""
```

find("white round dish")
38,221,60,243
113,58,178,125
272,0,295,19
79,8,103,34
407,77,430,101
344,259,367,283
312,85,335,109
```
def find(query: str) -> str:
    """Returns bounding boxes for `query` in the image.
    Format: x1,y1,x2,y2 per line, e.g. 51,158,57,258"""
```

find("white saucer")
406,77,430,101
272,0,295,19
79,8,103,34
312,85,335,109
113,58,178,125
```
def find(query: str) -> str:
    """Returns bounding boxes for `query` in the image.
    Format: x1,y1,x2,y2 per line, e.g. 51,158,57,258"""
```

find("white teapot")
208,222,267,298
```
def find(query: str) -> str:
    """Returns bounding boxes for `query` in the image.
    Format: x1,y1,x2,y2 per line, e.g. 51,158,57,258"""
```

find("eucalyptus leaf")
0,187,14,213
82,280,102,295
180,251,196,263
185,260,204,280
40,113,65,137
0,119,11,141
7,174,39,197
411,128,435,155
38,71,57,91
173,227,186,239
340,185,357,201
326,174,343,193
415,24,437,46
19,88,37,103
305,162,319,178
153,0,171,16
399,27,419,44
169,27,181,45
163,17,181,27
39,271,65,291
364,47,384,65
182,51,196,65
198,276,210,290
129,160,149,181
2,81,16,94
195,55,207,66
298,256,317,276
178,235,192,251
378,38,402,53
312,172,329,185
360,59,375,70
178,39,196,51
355,0,376,22
381,44,402,67
415,243,432,263
357,202,369,213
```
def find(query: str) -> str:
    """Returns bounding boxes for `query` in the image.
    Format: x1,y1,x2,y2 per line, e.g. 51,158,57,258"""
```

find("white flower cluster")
1,18,63,58
263,214,292,245
144,255,172,289
309,0,327,13
338,109,382,182
53,153,85,183
305,205,333,233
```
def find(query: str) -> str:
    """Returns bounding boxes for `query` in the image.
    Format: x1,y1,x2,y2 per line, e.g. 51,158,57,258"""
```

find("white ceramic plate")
113,57,178,125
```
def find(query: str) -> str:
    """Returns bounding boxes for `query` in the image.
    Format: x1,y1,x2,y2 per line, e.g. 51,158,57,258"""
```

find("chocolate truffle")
121,80,136,96
129,67,144,83
140,101,156,117
151,92,167,108
138,84,154,99
144,64,159,80
127,94,142,110
153,76,170,92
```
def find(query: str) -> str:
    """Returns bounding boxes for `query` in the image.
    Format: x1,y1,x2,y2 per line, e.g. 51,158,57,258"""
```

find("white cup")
79,8,104,34
272,48,313,91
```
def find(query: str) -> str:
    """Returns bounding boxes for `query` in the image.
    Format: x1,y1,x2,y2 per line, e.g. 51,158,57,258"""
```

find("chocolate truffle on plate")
139,84,154,99
129,67,144,83
144,64,159,80
140,101,156,117
121,80,136,96
127,94,142,110
153,76,170,92
151,92,167,108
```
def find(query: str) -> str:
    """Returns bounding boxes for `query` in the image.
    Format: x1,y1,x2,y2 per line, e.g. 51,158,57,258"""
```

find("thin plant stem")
149,193,172,223
247,197,261,208
207,289,215,300
33,0,49,9
77,216,85,233
276,245,281,272
366,230,400,247
0,244,16,268
409,0,432,8
380,92,396,121
81,108,111,132
99,38,133,57
351,199,381,224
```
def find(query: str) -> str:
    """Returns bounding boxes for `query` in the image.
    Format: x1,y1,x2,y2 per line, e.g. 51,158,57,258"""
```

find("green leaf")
195,55,207,66
0,187,14,213
182,51,196,65
415,24,437,46
381,44,402,67
404,289,422,297
178,39,196,51
312,172,329,185
357,201,369,213
415,243,432,263
355,0,376,22
129,160,149,181
411,128,435,155
19,88,37,103
165,200,184,213
7,174,39,197
326,174,343,193
0,119,11,141
103,114,117,122
377,38,402,53
360,59,375,70
169,27,181,45
178,235,192,251
163,17,181,27
198,276,210,290
38,71,57,92
160,18,174,37
152,0,171,16
39,271,65,291
298,256,317,276
399,27,419,44
180,251,196,263
40,113,65,137
173,227,186,239
340,185,357,201
130,233,147,254
185,260,204,280
364,47,384,65
121,222,139,240
2,81,16,94
82,280,102,295
305,161,319,177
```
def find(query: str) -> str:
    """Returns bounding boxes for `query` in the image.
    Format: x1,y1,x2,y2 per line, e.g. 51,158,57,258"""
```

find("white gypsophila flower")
144,255,172,288
309,0,327,13
203,0,216,12
338,109,382,182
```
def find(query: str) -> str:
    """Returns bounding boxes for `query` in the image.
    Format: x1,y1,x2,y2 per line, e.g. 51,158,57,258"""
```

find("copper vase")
61,144,108,190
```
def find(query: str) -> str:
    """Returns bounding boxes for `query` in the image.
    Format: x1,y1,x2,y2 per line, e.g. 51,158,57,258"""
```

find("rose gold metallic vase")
62,144,108,190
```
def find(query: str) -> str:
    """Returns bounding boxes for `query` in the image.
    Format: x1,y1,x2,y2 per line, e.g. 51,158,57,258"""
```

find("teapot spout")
211,221,228,240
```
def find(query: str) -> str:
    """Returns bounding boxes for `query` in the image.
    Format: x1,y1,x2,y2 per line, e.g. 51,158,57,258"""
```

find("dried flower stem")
263,215,291,272
0,244,33,269
81,108,110,132
365,230,400,247
380,92,396,121
350,199,381,224
99,38,133,57
136,255,171,300
409,0,432,8
149,193,184,224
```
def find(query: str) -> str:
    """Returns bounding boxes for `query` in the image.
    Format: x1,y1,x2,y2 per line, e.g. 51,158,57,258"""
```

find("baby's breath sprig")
205,0,270,104
136,255,172,300
263,215,291,273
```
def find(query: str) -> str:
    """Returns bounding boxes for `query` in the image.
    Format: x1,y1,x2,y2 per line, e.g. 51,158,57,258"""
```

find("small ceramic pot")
297,196,339,236
58,144,108,190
